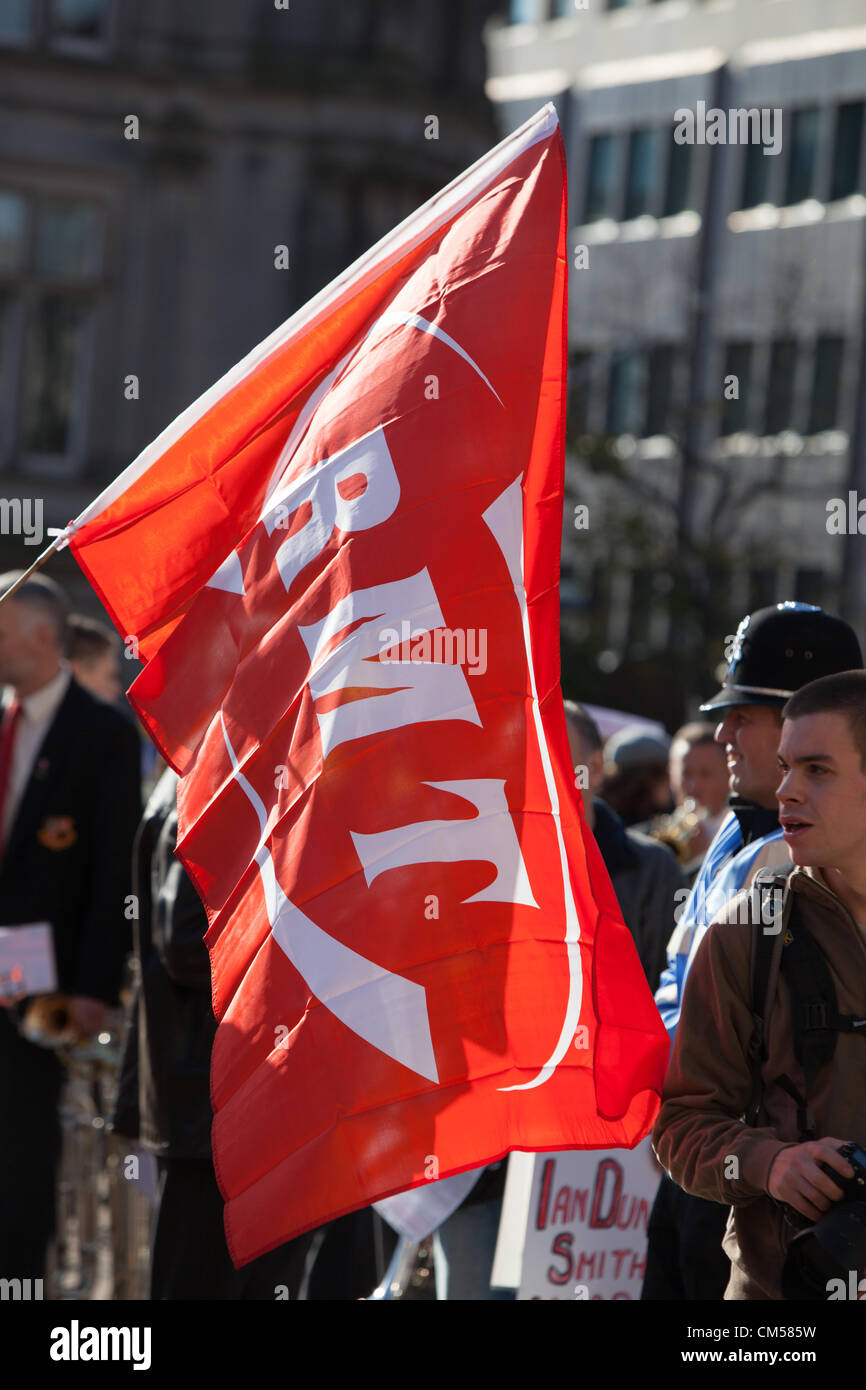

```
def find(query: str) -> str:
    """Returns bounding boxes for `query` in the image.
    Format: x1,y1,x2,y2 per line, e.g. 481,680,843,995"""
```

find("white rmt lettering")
298,568,481,760
350,779,538,908
220,716,439,1083
206,425,400,599
270,425,400,590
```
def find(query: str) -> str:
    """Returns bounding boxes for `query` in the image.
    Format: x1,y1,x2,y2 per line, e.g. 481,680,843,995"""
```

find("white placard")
0,922,57,998
493,1138,662,1300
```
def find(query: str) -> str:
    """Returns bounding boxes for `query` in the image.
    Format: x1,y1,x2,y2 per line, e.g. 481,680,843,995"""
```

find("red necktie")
0,699,22,866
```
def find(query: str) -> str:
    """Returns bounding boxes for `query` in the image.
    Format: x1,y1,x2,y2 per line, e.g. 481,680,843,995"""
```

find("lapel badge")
34,758,51,781
37,815,77,850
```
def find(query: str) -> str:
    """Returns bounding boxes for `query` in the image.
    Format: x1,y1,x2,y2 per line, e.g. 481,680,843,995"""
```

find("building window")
721,343,752,434
0,0,32,42
663,133,692,216
36,200,102,280
740,141,772,209
607,350,645,435
0,188,102,473
830,101,864,201
584,133,620,222
784,108,820,205
567,350,592,435
603,345,677,436
807,336,844,433
508,0,543,21
20,295,88,454
0,191,26,273
49,0,109,45
0,290,18,458
624,129,662,221
794,567,824,608
764,338,797,435
749,566,776,612
584,126,687,224
0,0,110,49
645,345,675,436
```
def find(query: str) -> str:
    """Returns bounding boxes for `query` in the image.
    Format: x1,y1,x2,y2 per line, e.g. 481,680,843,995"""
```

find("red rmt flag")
65,105,668,1266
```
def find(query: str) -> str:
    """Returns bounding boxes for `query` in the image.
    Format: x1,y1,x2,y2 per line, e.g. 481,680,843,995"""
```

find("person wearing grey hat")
643,601,863,1303
567,705,686,993
600,725,674,829
605,725,672,768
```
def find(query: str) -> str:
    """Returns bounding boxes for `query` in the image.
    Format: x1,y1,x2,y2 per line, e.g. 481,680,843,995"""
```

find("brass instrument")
650,797,708,875
20,992,80,1048
18,982,157,1301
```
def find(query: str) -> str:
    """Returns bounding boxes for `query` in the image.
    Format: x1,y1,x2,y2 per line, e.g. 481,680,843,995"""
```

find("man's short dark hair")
67,614,117,664
562,699,603,754
783,669,866,768
0,570,68,646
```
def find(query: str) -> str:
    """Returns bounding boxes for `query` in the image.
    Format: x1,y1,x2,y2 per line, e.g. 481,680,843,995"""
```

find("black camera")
780,1142,866,1300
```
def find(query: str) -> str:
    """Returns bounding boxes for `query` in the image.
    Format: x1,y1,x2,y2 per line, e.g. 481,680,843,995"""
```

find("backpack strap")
782,924,866,1060
746,865,866,1137
745,865,794,1128
773,914,866,1137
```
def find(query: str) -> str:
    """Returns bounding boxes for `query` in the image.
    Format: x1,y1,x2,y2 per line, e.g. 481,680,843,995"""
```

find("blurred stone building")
487,0,866,720
0,0,499,601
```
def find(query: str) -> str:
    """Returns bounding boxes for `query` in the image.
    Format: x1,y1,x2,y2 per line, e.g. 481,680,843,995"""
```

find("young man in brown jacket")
653,670,866,1300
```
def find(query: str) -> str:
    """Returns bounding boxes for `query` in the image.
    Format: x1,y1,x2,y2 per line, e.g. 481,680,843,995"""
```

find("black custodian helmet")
700,602,863,713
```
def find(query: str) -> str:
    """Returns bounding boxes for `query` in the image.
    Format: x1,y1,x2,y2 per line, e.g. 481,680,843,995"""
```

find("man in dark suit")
113,767,317,1299
0,571,141,1282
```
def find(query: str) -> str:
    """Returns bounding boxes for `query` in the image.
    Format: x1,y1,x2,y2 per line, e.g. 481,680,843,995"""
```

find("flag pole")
0,533,65,611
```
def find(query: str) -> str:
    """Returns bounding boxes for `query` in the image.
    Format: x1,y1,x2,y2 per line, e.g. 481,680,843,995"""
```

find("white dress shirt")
2,666,71,846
